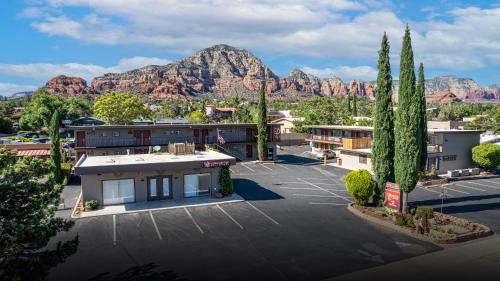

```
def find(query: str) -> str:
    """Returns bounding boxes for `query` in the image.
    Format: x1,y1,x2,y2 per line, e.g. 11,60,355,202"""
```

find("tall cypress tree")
416,63,427,171
395,25,419,213
50,110,63,183
352,90,358,117
372,32,395,205
346,93,351,113
257,84,268,161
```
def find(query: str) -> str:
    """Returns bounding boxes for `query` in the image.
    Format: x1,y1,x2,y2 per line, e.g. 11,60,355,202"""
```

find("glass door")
148,177,159,201
162,176,171,199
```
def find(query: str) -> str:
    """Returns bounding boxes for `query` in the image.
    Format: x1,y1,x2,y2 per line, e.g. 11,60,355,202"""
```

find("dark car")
31,137,49,143
16,132,39,139
63,140,75,149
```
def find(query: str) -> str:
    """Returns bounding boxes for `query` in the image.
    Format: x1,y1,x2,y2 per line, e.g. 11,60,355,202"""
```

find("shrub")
219,166,234,196
394,213,415,227
415,205,434,219
84,200,99,211
472,144,500,170
345,169,373,206
61,162,72,183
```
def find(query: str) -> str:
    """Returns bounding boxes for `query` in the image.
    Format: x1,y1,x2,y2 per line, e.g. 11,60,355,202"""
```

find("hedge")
345,169,373,205
219,166,234,195
472,144,500,169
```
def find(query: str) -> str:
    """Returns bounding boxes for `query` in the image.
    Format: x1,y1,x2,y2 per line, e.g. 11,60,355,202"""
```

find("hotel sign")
384,182,401,211
203,160,231,168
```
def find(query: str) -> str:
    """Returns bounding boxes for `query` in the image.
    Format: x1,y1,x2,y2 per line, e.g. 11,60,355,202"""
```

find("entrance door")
193,129,200,144
133,130,142,145
102,179,135,205
246,128,254,142
246,144,253,159
148,176,172,201
142,130,151,145
76,131,86,147
201,129,209,144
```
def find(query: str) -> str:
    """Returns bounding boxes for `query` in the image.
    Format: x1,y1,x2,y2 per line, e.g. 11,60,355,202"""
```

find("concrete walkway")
75,194,245,218
326,235,500,281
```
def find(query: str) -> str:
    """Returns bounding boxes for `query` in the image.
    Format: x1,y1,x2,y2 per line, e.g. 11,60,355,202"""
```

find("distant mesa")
425,91,461,104
34,44,499,102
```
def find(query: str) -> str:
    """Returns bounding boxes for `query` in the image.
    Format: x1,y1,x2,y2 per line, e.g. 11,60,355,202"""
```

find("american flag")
217,134,226,144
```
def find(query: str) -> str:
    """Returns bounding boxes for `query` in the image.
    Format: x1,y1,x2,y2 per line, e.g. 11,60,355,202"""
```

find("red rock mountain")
43,75,98,96
41,44,499,101
425,91,462,104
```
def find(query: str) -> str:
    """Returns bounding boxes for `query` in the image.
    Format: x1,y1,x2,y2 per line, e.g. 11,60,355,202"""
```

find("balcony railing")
427,144,442,154
77,134,259,148
342,138,371,149
308,135,342,143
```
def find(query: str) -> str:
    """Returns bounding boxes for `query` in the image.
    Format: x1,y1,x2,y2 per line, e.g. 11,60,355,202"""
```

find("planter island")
74,149,236,208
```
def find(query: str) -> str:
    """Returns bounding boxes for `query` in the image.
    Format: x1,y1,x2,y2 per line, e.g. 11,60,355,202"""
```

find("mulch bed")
349,204,493,245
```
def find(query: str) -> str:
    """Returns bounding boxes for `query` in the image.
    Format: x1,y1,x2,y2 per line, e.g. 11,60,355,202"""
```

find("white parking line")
279,186,319,191
280,181,344,186
259,164,273,171
149,211,163,241
297,178,354,203
472,180,500,190
278,164,291,170
445,186,470,195
113,215,117,246
455,183,486,192
184,207,204,234
292,193,344,198
217,205,244,229
309,202,347,206
241,163,255,172
418,187,456,197
246,201,279,225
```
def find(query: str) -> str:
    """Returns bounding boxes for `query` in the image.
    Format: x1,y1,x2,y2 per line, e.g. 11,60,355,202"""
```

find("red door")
142,130,151,145
133,130,142,145
76,131,86,147
246,144,253,159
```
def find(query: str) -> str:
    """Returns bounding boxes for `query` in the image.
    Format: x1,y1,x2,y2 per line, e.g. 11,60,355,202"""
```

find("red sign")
203,160,230,168
384,182,401,210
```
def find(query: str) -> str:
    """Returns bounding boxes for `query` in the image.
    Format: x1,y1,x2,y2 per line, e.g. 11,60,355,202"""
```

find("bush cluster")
472,144,500,170
345,169,373,206
415,205,434,220
219,166,234,196
394,213,415,227
84,200,99,211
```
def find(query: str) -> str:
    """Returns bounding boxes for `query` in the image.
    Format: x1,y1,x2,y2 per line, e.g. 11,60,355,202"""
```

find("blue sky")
1,0,499,96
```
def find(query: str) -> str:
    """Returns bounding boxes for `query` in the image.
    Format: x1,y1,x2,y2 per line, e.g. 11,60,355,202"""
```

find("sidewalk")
326,235,500,281
74,194,245,218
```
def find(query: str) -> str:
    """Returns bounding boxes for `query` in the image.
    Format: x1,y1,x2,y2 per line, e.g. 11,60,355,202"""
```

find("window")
113,131,120,137
359,155,367,164
102,179,135,205
101,132,107,137
442,155,457,162
184,173,211,197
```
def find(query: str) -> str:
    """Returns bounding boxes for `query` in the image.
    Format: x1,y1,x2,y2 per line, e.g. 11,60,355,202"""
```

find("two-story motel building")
305,125,482,174
69,123,282,161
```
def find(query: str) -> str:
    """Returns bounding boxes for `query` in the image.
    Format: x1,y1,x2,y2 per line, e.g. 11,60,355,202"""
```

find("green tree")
257,85,268,161
219,166,234,195
0,117,13,134
0,153,77,280
64,97,92,120
416,63,427,171
352,91,358,116
472,144,500,170
93,92,150,125
49,110,63,184
346,93,352,113
372,33,395,205
232,105,253,123
394,25,419,213
186,110,209,124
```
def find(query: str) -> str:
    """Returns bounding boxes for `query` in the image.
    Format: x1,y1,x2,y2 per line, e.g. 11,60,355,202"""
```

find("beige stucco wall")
337,152,372,173
81,167,222,205
429,132,480,173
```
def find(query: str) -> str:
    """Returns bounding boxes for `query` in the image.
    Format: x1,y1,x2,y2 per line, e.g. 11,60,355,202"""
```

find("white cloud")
17,1,500,72
0,83,38,97
0,56,171,83
302,66,377,81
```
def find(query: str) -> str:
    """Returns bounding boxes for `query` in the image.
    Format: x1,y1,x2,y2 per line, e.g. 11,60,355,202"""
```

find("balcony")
77,134,259,148
342,138,371,149
427,144,442,154
307,135,342,144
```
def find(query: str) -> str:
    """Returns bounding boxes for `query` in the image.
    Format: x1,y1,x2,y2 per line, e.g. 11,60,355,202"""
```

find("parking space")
49,147,442,281
411,177,500,233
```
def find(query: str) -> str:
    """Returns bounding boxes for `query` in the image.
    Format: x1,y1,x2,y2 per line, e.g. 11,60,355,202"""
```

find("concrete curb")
70,191,82,219
346,203,493,247
73,196,245,219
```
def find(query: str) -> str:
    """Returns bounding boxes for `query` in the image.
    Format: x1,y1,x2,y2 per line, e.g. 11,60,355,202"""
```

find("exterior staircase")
205,144,244,162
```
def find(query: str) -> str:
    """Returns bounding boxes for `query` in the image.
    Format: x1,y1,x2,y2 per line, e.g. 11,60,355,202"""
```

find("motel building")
74,144,236,207
305,125,482,174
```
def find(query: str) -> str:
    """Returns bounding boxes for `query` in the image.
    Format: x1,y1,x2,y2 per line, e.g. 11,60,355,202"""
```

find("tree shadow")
234,178,284,201
88,263,189,281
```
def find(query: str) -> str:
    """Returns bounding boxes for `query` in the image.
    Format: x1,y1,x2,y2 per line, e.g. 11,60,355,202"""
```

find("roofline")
304,125,483,134
68,123,281,130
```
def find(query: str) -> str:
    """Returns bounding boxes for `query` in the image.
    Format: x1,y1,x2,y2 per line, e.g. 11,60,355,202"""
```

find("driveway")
48,147,440,281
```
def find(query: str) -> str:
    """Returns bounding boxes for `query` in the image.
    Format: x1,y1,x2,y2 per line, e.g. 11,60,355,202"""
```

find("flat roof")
68,123,280,130
74,150,236,175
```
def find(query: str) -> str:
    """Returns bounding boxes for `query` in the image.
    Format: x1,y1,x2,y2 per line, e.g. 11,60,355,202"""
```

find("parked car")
63,139,75,149
16,132,39,139
31,137,49,143
316,149,335,160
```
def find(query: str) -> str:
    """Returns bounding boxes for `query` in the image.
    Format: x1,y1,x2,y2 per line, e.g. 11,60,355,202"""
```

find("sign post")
384,182,401,212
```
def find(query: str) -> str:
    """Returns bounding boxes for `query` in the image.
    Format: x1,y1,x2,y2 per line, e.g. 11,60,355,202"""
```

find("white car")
316,149,335,159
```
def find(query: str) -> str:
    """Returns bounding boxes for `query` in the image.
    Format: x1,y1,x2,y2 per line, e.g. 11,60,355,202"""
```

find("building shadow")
411,193,500,207
88,263,188,281
438,202,500,214
234,178,284,201
277,154,320,166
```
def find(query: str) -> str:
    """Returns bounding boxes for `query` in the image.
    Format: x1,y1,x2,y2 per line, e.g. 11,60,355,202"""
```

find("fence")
279,133,308,146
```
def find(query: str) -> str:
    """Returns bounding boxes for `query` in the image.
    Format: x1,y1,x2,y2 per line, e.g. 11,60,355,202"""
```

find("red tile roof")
17,149,51,157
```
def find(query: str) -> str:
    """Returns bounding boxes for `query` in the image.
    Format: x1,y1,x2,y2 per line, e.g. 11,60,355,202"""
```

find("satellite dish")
153,145,161,152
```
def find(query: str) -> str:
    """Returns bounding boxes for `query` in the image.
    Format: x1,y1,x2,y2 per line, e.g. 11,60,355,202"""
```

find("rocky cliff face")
40,44,498,102
91,44,280,99
425,91,462,104
44,75,98,96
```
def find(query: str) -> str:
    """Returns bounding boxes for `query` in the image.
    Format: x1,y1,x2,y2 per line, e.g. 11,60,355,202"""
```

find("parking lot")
48,146,441,281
